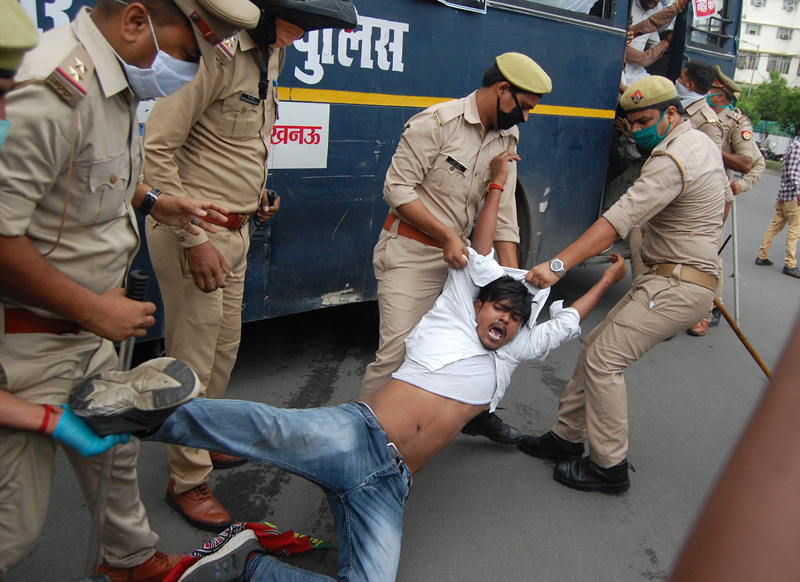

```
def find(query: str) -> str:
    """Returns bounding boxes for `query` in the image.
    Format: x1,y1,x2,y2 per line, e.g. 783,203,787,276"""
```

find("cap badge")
631,90,644,104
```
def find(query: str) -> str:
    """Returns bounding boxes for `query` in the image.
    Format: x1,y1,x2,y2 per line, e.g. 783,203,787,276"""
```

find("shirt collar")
237,30,257,52
72,7,131,98
656,120,691,150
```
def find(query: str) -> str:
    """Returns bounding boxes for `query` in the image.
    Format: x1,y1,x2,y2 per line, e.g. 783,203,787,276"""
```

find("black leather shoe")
755,257,773,266
709,306,721,327
553,457,630,493
461,410,521,445
783,266,800,279
518,431,584,460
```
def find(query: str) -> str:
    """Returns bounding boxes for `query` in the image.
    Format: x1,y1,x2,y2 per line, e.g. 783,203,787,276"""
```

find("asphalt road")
12,168,800,582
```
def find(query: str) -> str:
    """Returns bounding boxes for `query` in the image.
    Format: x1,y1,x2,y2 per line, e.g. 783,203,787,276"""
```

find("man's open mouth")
487,323,506,342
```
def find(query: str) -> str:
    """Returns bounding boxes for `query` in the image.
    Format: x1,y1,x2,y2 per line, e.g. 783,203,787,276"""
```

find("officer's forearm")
0,234,100,326
395,199,460,246
722,150,753,174
559,218,619,270
0,390,60,435
494,241,518,268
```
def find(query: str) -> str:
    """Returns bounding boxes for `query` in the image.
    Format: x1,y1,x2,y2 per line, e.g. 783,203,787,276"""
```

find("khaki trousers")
359,229,449,398
146,221,249,493
0,331,157,577
552,270,714,467
758,199,800,269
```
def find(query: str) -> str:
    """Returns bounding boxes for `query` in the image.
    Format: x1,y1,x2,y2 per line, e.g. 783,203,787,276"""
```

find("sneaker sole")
179,529,263,582
70,359,199,437
166,490,233,533
460,426,522,446
553,470,630,494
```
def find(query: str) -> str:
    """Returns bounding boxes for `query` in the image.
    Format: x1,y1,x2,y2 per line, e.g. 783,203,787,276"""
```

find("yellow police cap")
496,52,552,95
0,0,38,75
713,65,741,100
620,75,677,113
172,0,261,69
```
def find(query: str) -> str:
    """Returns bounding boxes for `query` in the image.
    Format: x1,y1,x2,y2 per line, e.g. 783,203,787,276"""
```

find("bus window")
689,0,733,50
514,0,616,20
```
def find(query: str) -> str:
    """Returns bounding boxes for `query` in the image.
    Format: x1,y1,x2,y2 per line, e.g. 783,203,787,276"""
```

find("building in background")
736,0,800,88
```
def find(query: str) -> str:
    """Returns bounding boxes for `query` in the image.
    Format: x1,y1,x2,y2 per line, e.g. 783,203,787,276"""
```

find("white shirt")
395,248,581,412
623,0,664,86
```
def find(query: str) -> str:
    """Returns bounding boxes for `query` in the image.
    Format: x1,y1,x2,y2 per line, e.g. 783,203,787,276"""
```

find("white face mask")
116,15,199,100
675,79,704,109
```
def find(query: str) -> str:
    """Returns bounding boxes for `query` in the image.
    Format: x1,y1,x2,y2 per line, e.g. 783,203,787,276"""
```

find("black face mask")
496,89,526,130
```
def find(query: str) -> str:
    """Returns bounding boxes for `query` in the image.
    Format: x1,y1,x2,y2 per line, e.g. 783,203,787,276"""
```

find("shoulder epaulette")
702,105,719,125
430,98,465,127
45,44,94,107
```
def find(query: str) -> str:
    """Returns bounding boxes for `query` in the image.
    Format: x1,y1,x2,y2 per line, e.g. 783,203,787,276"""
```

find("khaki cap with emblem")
712,65,741,100
172,0,261,69
620,75,677,113
496,52,552,95
0,0,39,77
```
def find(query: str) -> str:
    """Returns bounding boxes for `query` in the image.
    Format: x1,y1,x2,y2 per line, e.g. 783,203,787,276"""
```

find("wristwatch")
139,188,162,216
549,257,566,279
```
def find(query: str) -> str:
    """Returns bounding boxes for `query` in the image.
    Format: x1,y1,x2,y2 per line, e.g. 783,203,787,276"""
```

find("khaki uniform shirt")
604,122,727,277
383,91,520,244
683,99,723,149
718,108,765,193
144,33,283,249
0,8,140,318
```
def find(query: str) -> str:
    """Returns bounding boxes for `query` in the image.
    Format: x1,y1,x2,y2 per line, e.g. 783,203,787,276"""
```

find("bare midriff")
361,378,487,477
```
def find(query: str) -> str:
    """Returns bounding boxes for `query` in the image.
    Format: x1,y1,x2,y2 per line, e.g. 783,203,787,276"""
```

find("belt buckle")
238,213,251,230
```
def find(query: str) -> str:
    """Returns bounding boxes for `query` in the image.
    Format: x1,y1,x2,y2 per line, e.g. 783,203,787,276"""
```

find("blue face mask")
0,119,10,152
706,92,734,111
631,109,672,150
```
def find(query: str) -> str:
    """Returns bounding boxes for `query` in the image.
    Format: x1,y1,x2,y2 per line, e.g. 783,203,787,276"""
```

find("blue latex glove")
52,405,131,457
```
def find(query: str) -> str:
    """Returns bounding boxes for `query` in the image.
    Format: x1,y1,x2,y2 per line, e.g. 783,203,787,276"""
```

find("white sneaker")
180,525,266,582
69,357,200,437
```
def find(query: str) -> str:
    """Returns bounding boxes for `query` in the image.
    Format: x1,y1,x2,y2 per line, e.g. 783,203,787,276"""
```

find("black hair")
481,64,544,98
685,61,715,95
96,0,189,27
653,98,685,116
477,276,533,327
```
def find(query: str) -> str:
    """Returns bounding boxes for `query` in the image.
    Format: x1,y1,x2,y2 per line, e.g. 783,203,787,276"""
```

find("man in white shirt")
109,184,627,582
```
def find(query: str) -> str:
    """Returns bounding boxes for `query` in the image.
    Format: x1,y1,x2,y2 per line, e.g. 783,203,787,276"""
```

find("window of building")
738,51,760,69
778,27,793,39
745,23,761,34
783,0,798,10
751,0,766,7
767,54,791,74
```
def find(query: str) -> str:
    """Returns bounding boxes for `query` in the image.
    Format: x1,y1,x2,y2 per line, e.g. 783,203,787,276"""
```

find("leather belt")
4,308,83,335
648,263,717,291
204,212,252,231
383,214,440,248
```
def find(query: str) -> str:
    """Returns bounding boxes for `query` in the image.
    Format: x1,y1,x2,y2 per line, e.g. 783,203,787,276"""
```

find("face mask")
675,80,704,109
496,90,526,130
0,119,10,152
706,92,734,111
116,15,199,100
632,109,672,150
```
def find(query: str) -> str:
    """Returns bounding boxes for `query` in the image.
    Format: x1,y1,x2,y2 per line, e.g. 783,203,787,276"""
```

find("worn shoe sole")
553,469,630,494
461,425,522,445
165,488,233,533
69,358,200,437
179,528,264,581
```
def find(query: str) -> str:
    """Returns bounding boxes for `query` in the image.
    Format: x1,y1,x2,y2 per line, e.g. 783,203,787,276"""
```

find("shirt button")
670,279,677,287
178,237,185,242
109,175,117,184
450,166,455,171
241,107,247,113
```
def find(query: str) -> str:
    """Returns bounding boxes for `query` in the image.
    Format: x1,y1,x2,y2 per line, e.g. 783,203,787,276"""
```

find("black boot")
461,410,521,445
518,431,584,460
553,457,630,494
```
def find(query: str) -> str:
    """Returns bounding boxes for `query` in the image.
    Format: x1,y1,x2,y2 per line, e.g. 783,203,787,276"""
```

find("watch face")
551,259,564,271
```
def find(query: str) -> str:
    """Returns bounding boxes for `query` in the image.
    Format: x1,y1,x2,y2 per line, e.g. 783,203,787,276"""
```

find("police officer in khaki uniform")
0,0,259,579
687,67,766,336
358,53,551,445
676,60,724,148
143,12,305,530
521,76,727,493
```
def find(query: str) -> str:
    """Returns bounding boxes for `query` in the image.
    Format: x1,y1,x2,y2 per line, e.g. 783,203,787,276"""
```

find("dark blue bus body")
24,0,740,338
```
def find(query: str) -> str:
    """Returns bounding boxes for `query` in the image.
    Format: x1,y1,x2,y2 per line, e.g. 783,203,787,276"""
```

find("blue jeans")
148,399,412,582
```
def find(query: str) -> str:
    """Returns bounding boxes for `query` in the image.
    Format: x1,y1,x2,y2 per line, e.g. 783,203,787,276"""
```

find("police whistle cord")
84,271,150,579
713,298,772,380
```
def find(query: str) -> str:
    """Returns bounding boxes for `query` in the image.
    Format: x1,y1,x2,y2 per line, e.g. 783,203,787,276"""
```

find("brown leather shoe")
166,480,232,532
209,451,248,469
687,320,710,337
98,549,185,582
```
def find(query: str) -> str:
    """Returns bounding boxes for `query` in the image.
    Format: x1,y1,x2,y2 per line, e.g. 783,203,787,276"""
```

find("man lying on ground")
75,176,627,582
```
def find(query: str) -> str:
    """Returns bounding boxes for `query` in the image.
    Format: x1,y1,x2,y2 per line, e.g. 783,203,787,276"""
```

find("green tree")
753,70,789,124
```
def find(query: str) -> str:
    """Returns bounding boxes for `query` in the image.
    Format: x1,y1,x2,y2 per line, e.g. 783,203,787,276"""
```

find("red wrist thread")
488,182,504,192
37,404,59,435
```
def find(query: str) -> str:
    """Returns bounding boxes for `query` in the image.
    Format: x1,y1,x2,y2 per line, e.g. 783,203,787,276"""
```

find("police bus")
25,0,742,336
